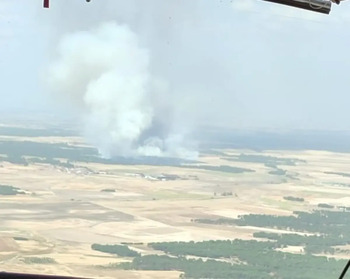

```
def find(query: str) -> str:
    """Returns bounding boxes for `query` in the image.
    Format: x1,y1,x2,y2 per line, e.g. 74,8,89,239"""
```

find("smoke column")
49,20,197,158
45,0,248,159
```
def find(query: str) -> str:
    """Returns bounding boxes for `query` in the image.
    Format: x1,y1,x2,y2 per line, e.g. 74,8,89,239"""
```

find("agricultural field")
0,126,350,278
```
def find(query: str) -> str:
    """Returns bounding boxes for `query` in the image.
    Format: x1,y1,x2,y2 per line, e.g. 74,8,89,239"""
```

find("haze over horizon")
0,0,350,156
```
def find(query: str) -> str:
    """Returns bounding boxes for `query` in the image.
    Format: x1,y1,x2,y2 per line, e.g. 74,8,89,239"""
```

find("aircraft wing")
0,272,87,279
262,0,332,14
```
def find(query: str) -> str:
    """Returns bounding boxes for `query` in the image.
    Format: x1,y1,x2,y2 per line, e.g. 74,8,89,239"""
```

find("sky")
0,0,350,135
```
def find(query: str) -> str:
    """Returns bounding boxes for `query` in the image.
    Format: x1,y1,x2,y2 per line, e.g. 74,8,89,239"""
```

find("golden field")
0,136,350,278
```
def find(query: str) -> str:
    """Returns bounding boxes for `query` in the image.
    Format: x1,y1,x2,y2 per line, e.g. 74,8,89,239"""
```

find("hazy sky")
1,0,350,131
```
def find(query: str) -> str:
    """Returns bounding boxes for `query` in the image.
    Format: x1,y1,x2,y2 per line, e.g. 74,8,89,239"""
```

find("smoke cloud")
49,20,197,158
46,0,341,158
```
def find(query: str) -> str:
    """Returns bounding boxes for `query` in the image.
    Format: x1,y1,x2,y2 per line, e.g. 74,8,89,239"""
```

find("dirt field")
1,141,350,278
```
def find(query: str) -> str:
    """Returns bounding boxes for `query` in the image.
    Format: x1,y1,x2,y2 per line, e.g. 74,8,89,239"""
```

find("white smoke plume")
45,0,249,159
49,21,197,158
